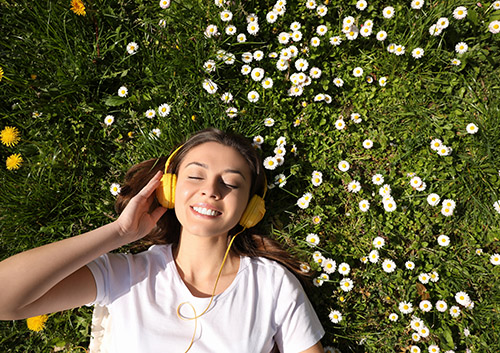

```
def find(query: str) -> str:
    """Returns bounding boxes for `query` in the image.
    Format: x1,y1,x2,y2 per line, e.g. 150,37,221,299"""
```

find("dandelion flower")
27,315,49,332
329,310,342,323
6,153,23,170
466,123,478,134
70,0,86,16
1,126,21,147
104,115,114,126
306,233,320,246
490,253,500,265
382,259,396,273
340,278,354,292
399,301,413,314
126,42,138,55
453,6,467,20
437,234,450,247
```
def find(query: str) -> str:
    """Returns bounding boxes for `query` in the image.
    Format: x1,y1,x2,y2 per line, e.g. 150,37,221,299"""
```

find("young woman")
0,128,324,352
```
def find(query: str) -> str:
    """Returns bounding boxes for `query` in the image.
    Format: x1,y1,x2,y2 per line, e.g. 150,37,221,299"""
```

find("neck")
173,230,239,282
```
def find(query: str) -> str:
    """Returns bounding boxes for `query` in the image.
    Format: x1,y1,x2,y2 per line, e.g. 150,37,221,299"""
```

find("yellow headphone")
155,144,267,229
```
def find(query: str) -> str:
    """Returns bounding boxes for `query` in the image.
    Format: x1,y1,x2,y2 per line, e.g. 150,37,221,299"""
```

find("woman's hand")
115,171,168,243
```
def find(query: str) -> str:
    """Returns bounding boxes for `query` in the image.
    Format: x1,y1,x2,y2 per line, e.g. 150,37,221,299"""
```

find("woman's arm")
0,171,167,320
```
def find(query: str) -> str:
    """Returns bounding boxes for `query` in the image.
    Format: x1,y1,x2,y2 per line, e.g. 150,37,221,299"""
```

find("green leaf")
104,96,127,107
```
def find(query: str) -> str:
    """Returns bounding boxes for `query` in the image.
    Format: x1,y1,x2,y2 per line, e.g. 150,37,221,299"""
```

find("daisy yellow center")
344,283,349,287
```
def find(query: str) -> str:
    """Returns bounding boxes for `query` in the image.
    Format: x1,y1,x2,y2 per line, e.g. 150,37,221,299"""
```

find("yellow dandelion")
70,0,86,16
27,314,48,332
0,66,4,81
1,126,21,147
6,153,23,170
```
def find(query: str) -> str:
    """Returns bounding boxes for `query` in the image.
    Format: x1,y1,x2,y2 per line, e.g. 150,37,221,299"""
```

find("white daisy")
410,317,424,330
412,332,420,342
389,313,398,321
306,233,320,246
376,30,388,41
126,42,138,54
333,77,344,87
237,33,247,43
436,300,448,312
251,68,265,81
410,176,423,188
241,64,251,75
150,128,161,139
383,199,397,212
225,25,236,35
382,6,395,18
437,17,449,30
247,21,259,35
295,58,309,72
418,273,430,284
253,50,264,61
429,24,442,36
110,183,121,196
338,263,350,275
118,86,128,97
382,259,396,273
159,0,170,9
455,291,471,306
335,118,346,130
359,200,370,212
437,234,450,246
204,25,219,38
427,193,440,206
455,42,468,54
297,197,310,209
329,310,342,323
330,36,342,46
419,300,432,312
466,123,478,134
220,9,232,22
347,180,361,193
278,32,290,44
453,6,467,20
353,67,363,77
340,277,354,292
411,0,424,10
488,20,500,34
490,253,500,265
104,115,114,126
247,90,260,103
158,103,171,117
323,259,336,274
263,156,278,170
399,301,413,314
202,79,218,94
356,0,367,10
373,236,385,249
264,118,275,127
494,201,500,214
266,11,278,23
369,249,379,263
225,107,237,118
372,174,384,185
410,346,421,353
145,109,156,119
363,139,373,149
412,48,424,59
379,77,388,86
428,345,440,353
450,305,461,318
338,160,350,172
379,184,391,196
405,261,415,270
221,92,233,104
430,271,439,282
419,326,430,338
317,4,327,16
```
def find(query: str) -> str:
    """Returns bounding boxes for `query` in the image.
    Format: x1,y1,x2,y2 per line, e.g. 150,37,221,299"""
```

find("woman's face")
174,142,252,239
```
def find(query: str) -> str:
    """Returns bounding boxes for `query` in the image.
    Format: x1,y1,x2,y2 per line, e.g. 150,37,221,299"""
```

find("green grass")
1,0,500,352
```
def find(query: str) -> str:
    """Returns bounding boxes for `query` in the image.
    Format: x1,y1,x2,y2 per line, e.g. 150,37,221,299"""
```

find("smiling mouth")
191,206,222,217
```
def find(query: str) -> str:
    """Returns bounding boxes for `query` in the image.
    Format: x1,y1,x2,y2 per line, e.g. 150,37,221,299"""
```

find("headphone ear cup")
156,173,177,209
239,195,266,228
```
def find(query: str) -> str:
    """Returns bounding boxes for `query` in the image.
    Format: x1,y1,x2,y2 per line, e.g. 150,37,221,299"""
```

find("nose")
201,177,222,199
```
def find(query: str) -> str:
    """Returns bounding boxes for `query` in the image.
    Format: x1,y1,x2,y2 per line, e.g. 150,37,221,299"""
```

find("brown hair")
115,128,310,285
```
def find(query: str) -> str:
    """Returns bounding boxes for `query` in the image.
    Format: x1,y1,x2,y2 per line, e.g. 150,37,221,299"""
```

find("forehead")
178,141,252,177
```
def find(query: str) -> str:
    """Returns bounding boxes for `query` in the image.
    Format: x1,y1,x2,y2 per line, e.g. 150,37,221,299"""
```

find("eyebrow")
185,161,247,181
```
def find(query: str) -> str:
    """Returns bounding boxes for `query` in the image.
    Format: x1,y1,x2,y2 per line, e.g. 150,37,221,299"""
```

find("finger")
150,205,168,224
137,170,163,198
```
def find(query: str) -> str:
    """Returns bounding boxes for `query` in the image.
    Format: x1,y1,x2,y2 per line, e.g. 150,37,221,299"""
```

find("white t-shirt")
86,244,324,353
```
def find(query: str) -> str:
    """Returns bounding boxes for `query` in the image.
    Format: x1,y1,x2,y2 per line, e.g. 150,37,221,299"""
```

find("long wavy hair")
115,128,310,284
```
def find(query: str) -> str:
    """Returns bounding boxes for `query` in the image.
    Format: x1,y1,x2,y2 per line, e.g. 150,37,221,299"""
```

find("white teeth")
193,206,220,216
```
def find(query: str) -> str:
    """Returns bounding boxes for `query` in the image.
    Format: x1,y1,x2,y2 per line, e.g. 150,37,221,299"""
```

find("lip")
190,203,223,217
